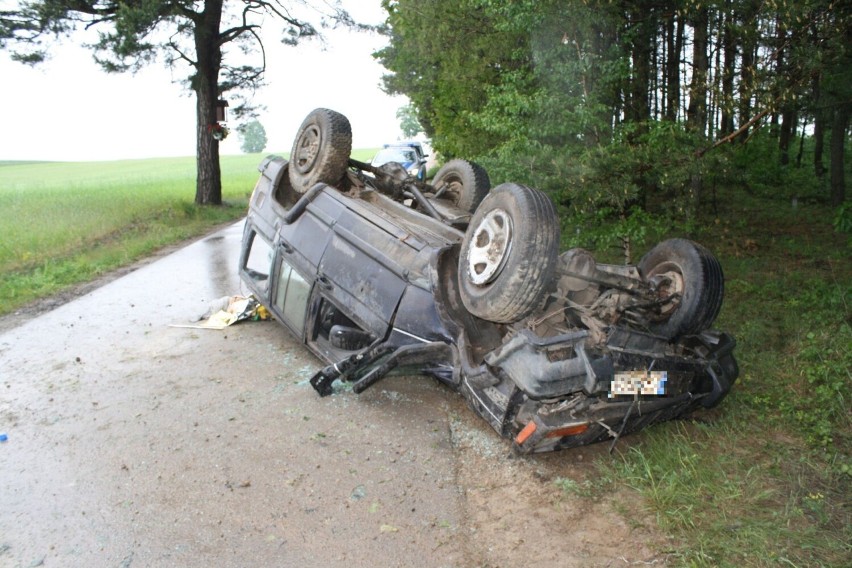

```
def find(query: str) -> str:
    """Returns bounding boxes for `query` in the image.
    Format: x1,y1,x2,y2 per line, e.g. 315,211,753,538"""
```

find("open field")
0,149,378,314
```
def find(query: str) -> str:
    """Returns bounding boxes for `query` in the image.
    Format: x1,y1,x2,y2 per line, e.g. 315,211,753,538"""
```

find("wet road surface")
0,222,466,567
0,222,665,568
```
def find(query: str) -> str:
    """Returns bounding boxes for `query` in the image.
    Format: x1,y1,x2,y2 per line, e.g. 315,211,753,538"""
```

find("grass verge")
0,149,378,315
591,191,851,567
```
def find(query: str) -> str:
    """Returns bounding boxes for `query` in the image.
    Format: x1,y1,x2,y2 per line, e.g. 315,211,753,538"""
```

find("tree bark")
686,7,709,211
795,120,805,168
664,12,675,120
769,15,786,139
829,103,849,206
627,3,652,127
669,14,684,121
778,24,801,165
687,7,709,137
720,1,735,135
651,30,659,119
779,109,797,165
194,0,224,206
710,11,723,137
813,75,826,177
737,7,757,143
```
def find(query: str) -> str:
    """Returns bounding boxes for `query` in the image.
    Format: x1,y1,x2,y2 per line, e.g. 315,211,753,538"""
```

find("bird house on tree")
216,100,229,123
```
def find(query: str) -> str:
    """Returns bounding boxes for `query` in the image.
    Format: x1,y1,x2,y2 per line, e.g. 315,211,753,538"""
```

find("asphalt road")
0,222,664,568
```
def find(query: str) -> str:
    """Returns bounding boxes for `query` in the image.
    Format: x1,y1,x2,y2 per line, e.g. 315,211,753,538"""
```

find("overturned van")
239,109,738,453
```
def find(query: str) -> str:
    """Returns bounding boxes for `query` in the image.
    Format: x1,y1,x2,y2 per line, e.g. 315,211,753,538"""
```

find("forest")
377,0,850,251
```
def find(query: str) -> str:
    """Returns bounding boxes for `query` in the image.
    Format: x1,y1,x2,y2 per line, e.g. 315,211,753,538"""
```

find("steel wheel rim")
294,125,321,174
647,261,685,319
467,208,513,285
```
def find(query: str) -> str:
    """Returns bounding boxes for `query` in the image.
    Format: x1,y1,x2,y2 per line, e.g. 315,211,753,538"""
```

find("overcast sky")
0,1,407,162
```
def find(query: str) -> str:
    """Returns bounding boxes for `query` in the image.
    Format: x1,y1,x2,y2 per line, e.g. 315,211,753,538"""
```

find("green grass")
597,191,851,567
0,149,380,314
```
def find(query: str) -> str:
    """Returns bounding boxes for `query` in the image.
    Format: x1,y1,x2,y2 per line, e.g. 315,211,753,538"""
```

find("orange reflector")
545,423,589,439
515,421,537,445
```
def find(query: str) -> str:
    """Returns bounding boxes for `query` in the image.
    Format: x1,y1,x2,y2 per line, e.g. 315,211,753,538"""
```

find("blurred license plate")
609,371,667,397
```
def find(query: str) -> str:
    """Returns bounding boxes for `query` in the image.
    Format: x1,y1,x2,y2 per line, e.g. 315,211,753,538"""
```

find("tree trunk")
591,18,617,144
737,8,757,142
813,75,826,177
687,7,709,137
795,120,805,168
769,16,786,139
194,0,224,206
720,1,735,135
830,103,849,206
710,11,722,137
674,16,685,121
778,24,801,165
651,30,659,119
779,109,797,165
664,13,674,120
627,3,652,127
686,8,710,211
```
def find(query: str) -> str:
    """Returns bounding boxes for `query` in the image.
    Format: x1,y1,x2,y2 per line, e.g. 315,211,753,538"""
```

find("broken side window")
244,232,273,293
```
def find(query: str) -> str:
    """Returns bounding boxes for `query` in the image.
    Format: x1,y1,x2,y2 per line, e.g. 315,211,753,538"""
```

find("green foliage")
720,221,850,453
395,104,421,138
554,477,596,499
603,423,850,567
576,190,852,565
730,130,826,201
379,0,850,232
834,202,852,233
239,119,268,154
793,323,851,448
377,0,530,157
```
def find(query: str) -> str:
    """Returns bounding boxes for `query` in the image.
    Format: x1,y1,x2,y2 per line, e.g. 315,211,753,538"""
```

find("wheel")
458,183,560,323
288,109,352,193
638,238,724,339
431,159,490,214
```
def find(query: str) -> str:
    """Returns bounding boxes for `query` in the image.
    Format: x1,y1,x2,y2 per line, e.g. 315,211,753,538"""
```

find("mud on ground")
0,223,668,567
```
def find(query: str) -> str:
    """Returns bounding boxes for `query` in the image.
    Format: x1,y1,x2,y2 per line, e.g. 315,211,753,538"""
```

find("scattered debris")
171,295,269,330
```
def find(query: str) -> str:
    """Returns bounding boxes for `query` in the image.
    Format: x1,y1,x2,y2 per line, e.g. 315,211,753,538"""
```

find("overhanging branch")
694,109,771,158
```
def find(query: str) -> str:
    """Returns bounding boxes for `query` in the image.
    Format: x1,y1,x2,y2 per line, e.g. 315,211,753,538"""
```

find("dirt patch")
447,409,668,567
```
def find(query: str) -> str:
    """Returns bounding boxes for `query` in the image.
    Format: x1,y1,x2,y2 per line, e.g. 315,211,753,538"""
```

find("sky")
0,1,407,162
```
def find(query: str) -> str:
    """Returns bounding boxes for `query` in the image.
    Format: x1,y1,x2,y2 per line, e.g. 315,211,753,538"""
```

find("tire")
288,109,352,193
638,238,724,339
458,183,560,323
431,159,490,214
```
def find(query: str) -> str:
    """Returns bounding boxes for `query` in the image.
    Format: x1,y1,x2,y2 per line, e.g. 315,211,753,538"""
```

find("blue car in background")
371,142,428,180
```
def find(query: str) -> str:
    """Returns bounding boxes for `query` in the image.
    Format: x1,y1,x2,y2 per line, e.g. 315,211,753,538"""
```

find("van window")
275,260,311,335
244,233,273,292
